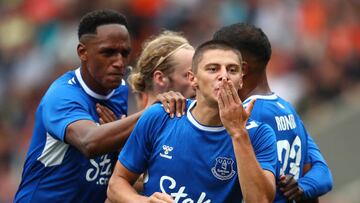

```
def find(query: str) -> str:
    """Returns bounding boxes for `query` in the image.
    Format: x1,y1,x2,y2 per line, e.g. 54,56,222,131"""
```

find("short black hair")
213,23,271,66
78,9,128,40
192,40,242,73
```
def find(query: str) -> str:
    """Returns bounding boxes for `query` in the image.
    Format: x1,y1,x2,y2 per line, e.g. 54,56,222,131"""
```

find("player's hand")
294,164,319,203
96,103,119,124
148,192,174,203
156,91,186,118
218,78,255,137
279,174,304,202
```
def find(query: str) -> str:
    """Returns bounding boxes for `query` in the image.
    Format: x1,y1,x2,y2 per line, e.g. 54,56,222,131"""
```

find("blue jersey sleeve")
118,104,166,174
42,86,93,141
249,122,278,175
305,135,326,164
299,134,333,198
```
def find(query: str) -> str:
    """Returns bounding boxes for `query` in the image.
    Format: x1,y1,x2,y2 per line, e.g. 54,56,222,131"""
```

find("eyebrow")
204,62,240,67
204,63,218,66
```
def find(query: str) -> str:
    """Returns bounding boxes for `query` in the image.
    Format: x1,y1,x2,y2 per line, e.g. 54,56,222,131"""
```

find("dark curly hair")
78,9,128,40
213,23,271,67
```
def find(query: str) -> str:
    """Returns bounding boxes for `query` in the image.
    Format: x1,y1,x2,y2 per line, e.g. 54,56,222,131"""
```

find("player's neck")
191,98,222,126
144,93,157,109
135,92,155,110
80,66,112,95
240,71,272,100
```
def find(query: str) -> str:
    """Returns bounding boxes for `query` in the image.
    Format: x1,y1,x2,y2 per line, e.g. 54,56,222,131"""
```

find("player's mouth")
214,87,220,95
108,72,124,78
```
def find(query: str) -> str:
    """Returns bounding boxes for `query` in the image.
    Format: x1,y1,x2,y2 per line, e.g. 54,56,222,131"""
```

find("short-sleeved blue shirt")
119,100,277,202
15,68,128,203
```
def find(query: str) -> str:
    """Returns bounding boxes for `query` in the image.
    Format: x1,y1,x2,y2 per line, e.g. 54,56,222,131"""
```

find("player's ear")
188,70,198,88
77,43,87,61
241,61,248,76
153,70,168,88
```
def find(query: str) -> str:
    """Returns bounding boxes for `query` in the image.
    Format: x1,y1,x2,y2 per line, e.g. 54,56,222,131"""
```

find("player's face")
83,24,131,93
193,49,242,105
166,48,196,98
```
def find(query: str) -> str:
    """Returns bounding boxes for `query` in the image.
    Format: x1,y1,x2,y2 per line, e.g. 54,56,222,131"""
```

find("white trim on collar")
243,94,278,104
186,100,225,132
75,68,122,100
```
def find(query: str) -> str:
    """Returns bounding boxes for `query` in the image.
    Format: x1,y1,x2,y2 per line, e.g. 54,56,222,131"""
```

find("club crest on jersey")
211,157,236,180
160,145,173,159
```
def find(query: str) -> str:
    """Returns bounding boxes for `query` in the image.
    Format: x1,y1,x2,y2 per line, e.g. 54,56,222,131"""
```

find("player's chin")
184,89,196,99
105,80,122,89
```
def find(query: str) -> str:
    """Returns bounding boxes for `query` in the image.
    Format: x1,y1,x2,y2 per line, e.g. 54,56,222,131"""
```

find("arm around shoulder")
65,110,143,158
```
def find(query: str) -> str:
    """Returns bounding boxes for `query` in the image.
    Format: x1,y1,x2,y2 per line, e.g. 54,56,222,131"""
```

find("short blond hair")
128,31,193,93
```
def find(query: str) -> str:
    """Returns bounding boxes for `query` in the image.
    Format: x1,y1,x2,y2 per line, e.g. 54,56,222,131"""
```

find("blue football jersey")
119,100,277,202
14,68,128,203
243,94,317,202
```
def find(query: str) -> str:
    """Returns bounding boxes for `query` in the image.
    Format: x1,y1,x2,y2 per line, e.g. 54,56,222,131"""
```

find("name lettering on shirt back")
275,114,296,131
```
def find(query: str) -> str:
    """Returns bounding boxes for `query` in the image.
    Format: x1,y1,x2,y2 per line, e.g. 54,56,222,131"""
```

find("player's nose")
112,54,126,71
218,66,230,81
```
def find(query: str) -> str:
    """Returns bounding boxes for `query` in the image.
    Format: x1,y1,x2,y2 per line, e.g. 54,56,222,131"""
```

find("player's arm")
278,164,318,202
107,107,174,203
96,103,120,124
232,130,276,203
41,90,144,159
65,110,143,158
297,164,319,203
279,131,332,201
297,136,333,199
108,161,174,203
107,161,145,202
66,90,186,158
218,79,275,203
279,174,319,203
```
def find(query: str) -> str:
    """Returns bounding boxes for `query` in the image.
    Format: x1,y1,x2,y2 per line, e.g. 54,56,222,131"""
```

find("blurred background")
0,0,359,202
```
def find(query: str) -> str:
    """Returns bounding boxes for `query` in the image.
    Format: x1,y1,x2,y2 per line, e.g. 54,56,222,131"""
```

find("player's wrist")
297,185,305,200
297,180,310,199
231,127,249,140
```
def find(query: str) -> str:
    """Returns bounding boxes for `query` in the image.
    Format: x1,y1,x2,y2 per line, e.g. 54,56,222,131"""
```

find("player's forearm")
301,136,333,199
232,129,275,203
107,176,147,203
86,110,144,157
90,111,142,155
298,162,333,198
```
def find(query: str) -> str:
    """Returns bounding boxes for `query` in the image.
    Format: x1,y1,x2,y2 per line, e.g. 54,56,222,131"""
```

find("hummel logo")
160,145,173,159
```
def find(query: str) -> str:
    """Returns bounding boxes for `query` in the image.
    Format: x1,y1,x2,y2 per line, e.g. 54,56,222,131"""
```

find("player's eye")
227,65,240,73
206,64,218,72
101,49,117,57
121,49,131,58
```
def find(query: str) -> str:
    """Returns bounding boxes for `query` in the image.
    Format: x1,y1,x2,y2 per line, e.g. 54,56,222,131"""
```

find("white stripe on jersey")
37,133,69,167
